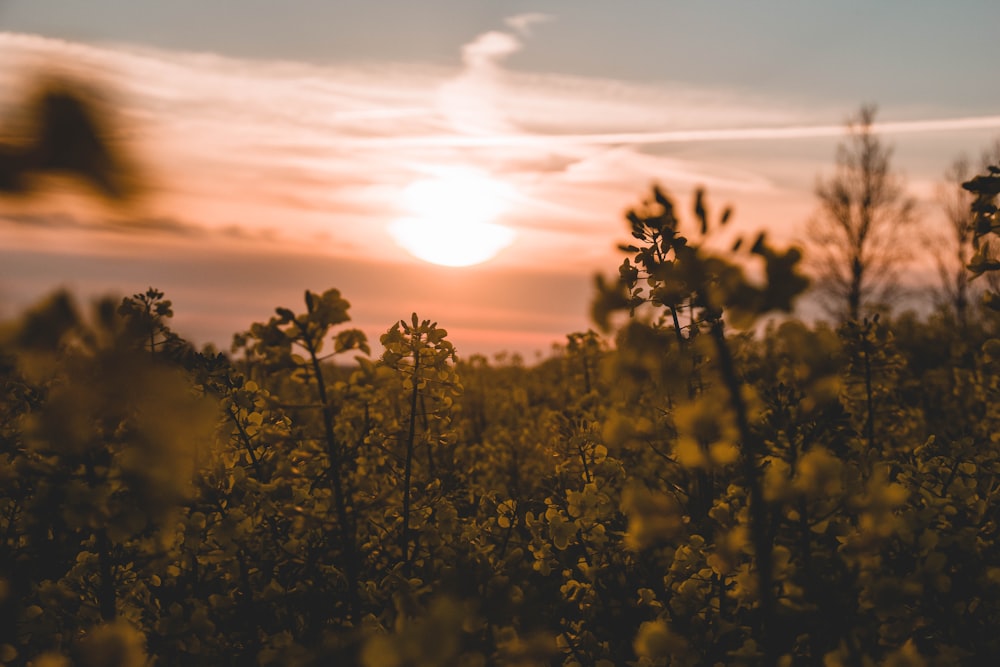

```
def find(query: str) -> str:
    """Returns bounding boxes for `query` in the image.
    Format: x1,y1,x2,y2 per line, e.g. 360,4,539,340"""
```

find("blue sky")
5,0,998,113
1,1,999,356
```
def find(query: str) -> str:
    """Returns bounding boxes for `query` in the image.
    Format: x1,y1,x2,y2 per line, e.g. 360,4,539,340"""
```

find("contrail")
589,115,1000,144
347,114,1000,150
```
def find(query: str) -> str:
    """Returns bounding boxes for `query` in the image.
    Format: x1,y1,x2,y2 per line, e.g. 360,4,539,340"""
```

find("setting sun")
388,167,516,267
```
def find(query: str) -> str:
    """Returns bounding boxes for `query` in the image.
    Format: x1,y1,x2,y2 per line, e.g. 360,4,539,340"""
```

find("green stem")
862,333,875,453
401,334,422,569
302,323,360,621
709,320,776,666
95,527,117,621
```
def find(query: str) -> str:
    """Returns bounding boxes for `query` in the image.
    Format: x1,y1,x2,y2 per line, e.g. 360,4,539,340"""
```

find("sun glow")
389,167,516,267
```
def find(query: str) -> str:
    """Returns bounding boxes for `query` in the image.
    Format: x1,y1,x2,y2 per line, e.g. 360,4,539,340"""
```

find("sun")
388,167,516,267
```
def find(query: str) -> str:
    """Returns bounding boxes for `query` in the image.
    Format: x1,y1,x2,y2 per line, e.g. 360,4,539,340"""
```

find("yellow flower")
634,619,690,660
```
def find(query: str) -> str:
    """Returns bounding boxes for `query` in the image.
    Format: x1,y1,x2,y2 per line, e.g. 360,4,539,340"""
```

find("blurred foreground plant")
595,184,809,665
0,77,141,202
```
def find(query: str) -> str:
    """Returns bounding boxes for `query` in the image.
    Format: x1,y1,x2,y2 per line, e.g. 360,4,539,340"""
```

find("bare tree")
934,156,976,326
808,105,916,321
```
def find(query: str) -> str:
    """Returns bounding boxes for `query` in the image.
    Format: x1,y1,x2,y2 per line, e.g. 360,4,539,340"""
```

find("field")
4,174,1000,667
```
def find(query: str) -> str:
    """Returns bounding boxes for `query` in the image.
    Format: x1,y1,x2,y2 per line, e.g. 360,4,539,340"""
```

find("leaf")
335,328,371,355
694,188,708,235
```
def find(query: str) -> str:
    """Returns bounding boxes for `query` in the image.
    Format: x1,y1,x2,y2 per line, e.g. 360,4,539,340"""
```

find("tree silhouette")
808,105,916,321
934,156,977,325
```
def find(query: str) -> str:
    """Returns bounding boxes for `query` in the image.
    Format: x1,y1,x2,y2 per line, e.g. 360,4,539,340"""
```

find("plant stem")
96,527,117,621
302,323,360,621
709,319,776,666
401,333,422,569
862,331,875,453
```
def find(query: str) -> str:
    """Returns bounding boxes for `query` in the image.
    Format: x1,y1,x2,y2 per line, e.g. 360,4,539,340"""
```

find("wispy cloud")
0,211,204,236
2,20,998,279
504,13,551,34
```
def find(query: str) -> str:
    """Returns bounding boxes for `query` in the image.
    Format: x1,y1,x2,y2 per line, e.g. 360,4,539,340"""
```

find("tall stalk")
301,304,360,621
709,320,776,667
400,331,422,568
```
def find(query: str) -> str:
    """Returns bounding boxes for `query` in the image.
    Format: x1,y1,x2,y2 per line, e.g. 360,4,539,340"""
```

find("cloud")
439,20,530,135
4,20,1000,356
2,25,998,274
0,210,204,236
504,13,552,34
461,31,522,69
1,212,81,230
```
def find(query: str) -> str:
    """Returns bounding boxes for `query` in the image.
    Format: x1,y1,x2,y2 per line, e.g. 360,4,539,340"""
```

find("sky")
1,1,999,358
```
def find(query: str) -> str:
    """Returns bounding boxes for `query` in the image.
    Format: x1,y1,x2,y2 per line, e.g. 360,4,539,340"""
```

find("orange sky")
2,16,1000,358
